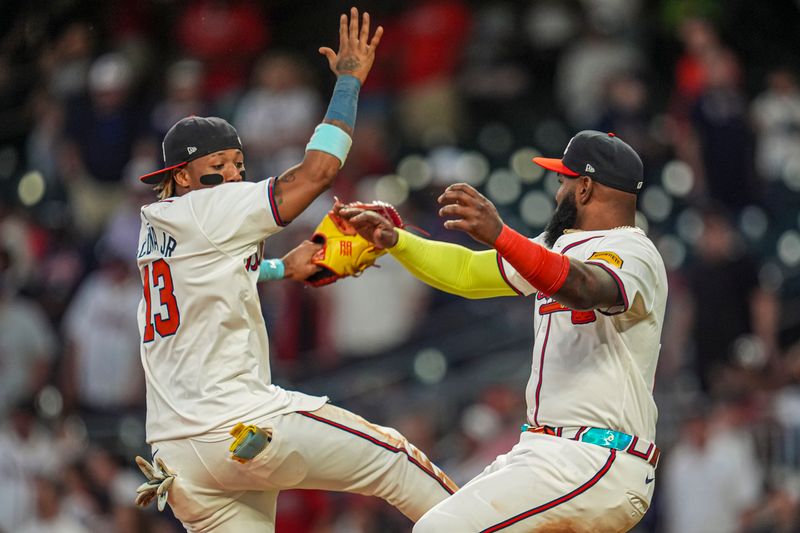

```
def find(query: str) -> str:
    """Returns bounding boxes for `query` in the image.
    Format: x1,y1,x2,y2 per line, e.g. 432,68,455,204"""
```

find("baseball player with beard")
132,8,456,532
340,131,667,532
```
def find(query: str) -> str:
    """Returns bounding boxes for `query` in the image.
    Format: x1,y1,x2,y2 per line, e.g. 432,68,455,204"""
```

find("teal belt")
521,424,660,467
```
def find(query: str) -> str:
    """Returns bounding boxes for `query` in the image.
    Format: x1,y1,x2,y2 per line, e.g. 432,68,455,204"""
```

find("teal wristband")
258,259,285,281
305,123,353,168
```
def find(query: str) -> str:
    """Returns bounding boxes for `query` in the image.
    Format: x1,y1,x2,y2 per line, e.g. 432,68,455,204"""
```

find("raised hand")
318,7,384,85
335,203,399,249
438,183,504,246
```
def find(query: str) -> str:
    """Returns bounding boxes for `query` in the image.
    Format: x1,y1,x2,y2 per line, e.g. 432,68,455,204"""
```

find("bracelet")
306,123,353,168
258,259,285,282
324,74,361,128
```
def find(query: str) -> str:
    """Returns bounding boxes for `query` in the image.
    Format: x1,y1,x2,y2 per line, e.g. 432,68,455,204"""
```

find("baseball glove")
305,201,404,287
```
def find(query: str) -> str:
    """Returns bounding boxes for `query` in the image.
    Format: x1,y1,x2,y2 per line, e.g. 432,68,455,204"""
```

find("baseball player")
133,9,456,532
340,131,667,532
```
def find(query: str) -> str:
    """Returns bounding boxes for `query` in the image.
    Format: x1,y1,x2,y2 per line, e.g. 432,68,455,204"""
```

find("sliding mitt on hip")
305,201,404,287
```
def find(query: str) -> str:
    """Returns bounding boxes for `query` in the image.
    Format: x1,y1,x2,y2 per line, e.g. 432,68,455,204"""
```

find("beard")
544,193,578,248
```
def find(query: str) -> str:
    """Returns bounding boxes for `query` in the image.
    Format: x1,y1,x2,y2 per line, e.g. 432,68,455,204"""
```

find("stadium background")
2,0,800,531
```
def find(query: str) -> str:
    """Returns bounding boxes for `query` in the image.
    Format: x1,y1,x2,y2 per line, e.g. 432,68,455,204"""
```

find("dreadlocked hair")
154,173,176,200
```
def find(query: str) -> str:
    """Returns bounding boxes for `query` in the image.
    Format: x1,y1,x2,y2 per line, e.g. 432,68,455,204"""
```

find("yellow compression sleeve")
388,229,519,299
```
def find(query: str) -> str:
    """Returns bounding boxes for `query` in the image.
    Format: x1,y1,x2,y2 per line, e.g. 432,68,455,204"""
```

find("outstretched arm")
336,205,517,299
436,184,621,311
271,7,383,225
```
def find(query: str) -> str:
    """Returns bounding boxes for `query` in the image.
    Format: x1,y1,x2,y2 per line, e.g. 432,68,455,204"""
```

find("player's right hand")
282,240,323,281
336,201,399,249
318,7,383,85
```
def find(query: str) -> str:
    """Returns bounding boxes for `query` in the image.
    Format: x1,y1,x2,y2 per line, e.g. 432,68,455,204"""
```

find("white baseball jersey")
136,179,326,444
498,227,667,441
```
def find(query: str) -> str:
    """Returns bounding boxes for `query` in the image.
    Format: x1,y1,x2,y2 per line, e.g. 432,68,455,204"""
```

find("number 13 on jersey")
142,258,181,342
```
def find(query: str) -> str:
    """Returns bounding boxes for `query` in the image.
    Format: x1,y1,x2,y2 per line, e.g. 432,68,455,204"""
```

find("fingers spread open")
447,183,480,198
318,47,336,65
339,14,347,49
443,219,469,232
438,189,474,206
349,7,359,42
439,203,470,219
369,26,384,49
360,12,370,45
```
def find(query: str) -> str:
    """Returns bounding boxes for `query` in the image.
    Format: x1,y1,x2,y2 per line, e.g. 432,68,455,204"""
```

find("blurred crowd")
2,0,800,532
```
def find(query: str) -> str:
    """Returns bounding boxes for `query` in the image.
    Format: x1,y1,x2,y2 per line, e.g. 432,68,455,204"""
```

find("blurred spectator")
0,247,56,415
59,461,99,528
60,52,150,237
83,448,146,532
176,0,269,101
390,0,471,146
460,4,530,105
665,17,725,197
581,0,643,35
232,53,320,179
0,205,38,287
150,60,208,140
33,225,88,324
61,248,143,415
448,385,523,485
101,156,161,264
690,50,759,211
17,475,89,533
0,401,61,531
555,26,643,129
39,21,95,103
595,73,667,170
686,206,777,393
523,0,581,53
332,114,393,200
62,52,147,184
671,18,724,121
26,92,65,185
751,68,800,183
663,398,762,533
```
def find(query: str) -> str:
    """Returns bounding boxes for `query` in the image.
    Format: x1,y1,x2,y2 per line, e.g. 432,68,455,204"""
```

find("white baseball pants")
414,431,654,532
152,403,457,532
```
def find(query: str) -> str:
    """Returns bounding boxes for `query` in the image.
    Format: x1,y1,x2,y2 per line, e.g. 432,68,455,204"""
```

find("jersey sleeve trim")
267,178,288,227
562,235,605,253
585,260,629,315
496,254,524,296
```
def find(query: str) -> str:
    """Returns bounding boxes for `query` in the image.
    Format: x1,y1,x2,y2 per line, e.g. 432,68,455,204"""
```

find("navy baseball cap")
139,116,243,184
533,130,644,194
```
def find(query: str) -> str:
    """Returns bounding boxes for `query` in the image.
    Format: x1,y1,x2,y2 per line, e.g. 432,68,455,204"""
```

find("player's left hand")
318,7,384,85
438,183,504,246
282,240,323,282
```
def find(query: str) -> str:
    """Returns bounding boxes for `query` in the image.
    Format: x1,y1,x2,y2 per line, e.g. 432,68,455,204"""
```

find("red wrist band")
493,225,570,296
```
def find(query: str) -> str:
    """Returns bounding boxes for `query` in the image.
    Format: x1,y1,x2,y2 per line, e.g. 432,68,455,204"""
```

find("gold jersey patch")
589,251,623,268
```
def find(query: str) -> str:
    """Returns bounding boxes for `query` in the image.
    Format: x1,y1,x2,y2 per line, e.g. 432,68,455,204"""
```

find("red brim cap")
532,157,580,177
139,162,187,184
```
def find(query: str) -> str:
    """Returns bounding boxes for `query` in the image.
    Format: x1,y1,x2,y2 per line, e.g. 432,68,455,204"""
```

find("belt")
521,424,660,468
